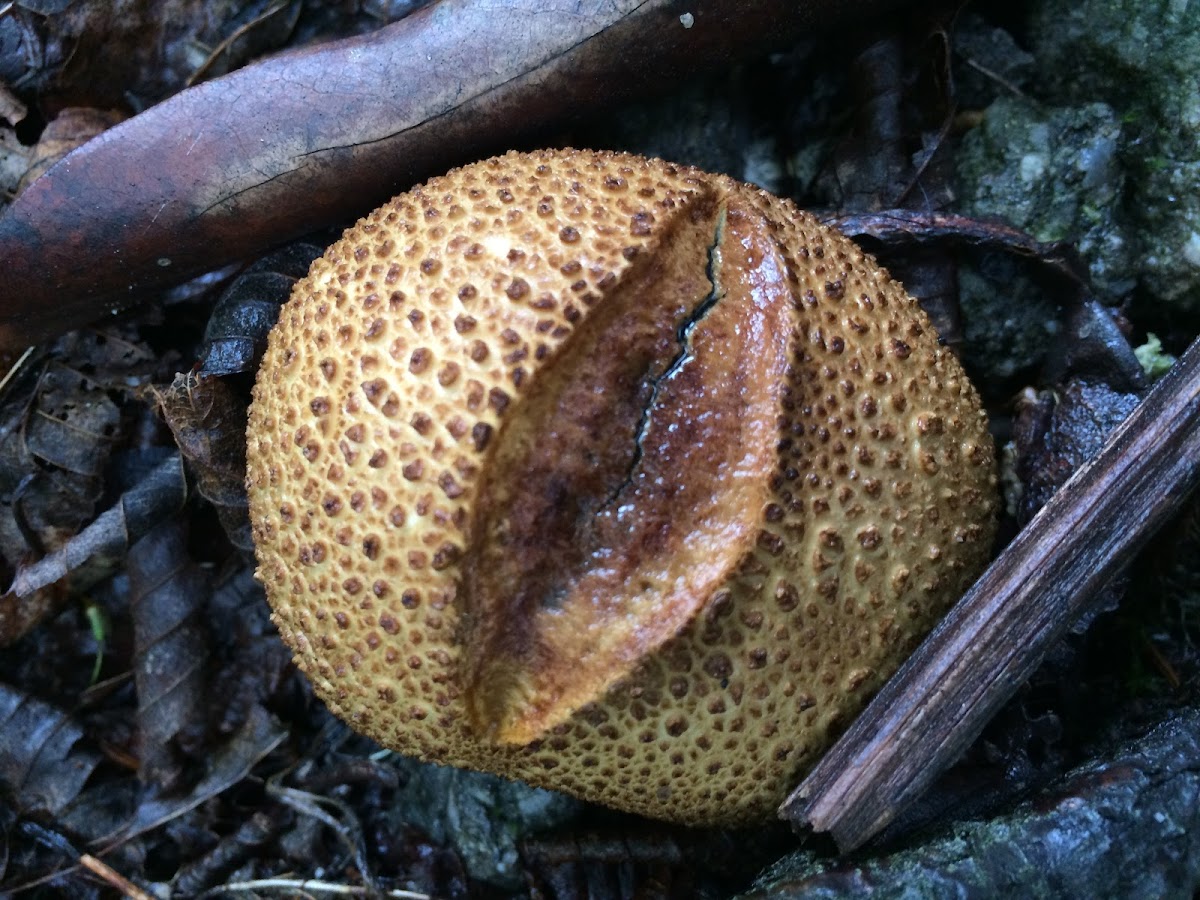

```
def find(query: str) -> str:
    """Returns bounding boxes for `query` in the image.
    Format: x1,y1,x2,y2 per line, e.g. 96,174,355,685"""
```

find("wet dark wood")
781,335,1200,851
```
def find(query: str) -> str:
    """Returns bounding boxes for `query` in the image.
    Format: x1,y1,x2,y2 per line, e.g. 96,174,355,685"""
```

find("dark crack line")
598,208,727,511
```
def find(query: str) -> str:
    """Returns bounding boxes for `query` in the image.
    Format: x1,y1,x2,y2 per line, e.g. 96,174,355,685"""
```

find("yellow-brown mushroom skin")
246,148,997,826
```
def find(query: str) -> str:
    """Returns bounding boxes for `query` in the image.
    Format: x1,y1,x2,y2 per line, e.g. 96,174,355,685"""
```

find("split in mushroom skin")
246,148,998,826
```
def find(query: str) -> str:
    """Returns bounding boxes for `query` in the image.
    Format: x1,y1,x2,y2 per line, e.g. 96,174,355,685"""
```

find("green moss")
1133,332,1177,379
1030,0,1200,312
957,98,1134,300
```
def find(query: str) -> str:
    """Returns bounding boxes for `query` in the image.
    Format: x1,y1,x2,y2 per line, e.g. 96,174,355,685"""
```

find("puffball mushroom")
246,148,997,826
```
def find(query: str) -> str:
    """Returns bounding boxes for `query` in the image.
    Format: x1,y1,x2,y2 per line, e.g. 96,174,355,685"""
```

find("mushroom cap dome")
246,148,997,825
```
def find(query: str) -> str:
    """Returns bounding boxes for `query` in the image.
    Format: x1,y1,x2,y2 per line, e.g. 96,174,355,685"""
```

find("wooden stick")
780,334,1200,851
78,854,157,900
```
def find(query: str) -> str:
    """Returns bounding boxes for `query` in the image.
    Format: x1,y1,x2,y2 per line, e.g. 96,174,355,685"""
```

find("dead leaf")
198,240,324,376
95,703,288,848
151,372,253,551
0,126,32,200
169,811,281,897
9,452,188,599
0,0,314,112
0,681,102,818
520,826,787,900
127,516,209,790
0,0,911,351
0,80,26,125
16,107,126,194
24,362,120,479
204,566,292,740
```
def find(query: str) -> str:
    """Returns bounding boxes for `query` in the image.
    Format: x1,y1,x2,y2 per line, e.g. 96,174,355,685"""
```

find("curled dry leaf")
1011,382,1142,524
15,107,127,195
198,240,325,376
10,452,188,600
0,681,101,819
1010,300,1146,526
128,517,209,790
151,372,253,551
0,0,912,351
826,211,1094,290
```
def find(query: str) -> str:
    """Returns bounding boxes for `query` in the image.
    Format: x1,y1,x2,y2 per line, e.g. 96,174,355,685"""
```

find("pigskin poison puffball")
246,148,997,826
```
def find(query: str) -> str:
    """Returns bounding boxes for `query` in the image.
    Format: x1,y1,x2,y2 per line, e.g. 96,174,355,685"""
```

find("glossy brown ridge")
246,148,998,825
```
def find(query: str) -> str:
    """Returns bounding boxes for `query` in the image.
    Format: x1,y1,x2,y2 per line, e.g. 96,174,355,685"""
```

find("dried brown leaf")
0,585,63,649
25,362,120,478
0,80,26,125
198,240,324,376
10,452,188,599
0,126,32,200
520,827,786,900
0,331,159,643
0,0,310,110
151,372,252,551
0,681,101,818
96,703,288,848
0,360,116,641
204,566,292,739
1011,381,1141,525
169,811,281,897
15,107,127,195
127,516,209,790
0,0,911,351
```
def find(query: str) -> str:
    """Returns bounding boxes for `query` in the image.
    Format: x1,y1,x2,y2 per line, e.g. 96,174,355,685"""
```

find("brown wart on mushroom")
245,148,997,826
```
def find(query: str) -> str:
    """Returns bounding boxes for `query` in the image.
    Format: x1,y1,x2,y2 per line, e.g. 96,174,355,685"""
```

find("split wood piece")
780,333,1200,851
0,0,911,353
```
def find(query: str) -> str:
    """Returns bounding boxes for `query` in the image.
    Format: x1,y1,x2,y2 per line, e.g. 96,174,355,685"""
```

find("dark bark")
748,707,1200,899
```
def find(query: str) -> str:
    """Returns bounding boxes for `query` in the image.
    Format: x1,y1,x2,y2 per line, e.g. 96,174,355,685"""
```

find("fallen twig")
824,209,1091,287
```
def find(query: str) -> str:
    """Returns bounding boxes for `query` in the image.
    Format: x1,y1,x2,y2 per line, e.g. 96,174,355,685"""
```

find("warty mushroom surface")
245,148,997,825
